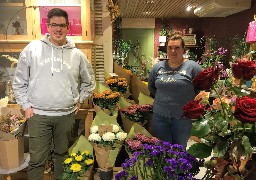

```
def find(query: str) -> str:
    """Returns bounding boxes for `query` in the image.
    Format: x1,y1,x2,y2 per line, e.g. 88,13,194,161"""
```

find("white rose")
102,132,116,142
88,133,101,142
112,124,119,133
116,132,127,141
90,125,98,134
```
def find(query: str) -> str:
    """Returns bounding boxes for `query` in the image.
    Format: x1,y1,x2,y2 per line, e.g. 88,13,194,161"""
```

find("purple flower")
130,176,138,180
218,47,227,55
178,158,192,171
166,158,178,168
145,158,153,166
121,159,134,169
115,170,128,180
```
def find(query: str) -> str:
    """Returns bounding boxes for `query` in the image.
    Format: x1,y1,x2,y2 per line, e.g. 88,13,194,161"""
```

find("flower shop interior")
1,0,256,179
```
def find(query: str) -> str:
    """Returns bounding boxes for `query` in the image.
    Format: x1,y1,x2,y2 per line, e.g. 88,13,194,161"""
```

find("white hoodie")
13,34,95,116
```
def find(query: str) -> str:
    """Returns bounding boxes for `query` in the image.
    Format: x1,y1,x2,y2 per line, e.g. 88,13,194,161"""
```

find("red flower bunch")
192,66,219,91
231,60,256,81
182,100,206,119
234,96,256,124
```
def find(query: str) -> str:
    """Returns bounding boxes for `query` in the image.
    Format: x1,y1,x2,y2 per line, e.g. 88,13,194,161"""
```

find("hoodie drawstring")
61,46,63,71
51,45,54,76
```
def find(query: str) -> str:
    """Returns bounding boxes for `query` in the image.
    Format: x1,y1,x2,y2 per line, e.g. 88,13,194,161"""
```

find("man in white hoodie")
13,8,95,180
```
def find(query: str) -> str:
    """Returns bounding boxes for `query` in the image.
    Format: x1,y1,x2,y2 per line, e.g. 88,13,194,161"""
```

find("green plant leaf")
191,119,211,138
187,143,212,159
242,135,253,156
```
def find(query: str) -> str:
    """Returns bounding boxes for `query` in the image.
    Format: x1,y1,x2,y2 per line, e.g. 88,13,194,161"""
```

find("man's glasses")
48,23,68,29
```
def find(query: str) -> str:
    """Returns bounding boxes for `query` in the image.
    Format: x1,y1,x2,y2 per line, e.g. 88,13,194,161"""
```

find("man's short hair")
47,8,69,25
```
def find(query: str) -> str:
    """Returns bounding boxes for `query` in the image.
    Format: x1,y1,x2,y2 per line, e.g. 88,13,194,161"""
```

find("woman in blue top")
148,32,203,148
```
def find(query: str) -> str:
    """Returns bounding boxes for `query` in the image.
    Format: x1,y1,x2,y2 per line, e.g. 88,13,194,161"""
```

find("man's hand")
25,107,33,119
75,102,81,114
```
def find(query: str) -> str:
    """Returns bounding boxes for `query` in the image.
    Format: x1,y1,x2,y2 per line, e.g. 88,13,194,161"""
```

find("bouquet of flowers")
62,151,94,180
88,124,127,147
0,107,26,135
183,58,256,179
88,113,127,170
0,113,25,133
62,135,94,180
115,140,200,180
105,77,128,95
93,89,120,111
119,104,153,133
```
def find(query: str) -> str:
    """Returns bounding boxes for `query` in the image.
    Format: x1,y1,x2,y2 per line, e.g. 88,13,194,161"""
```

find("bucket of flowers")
119,104,152,133
116,139,200,180
88,115,127,178
62,135,94,180
182,58,256,179
93,89,121,115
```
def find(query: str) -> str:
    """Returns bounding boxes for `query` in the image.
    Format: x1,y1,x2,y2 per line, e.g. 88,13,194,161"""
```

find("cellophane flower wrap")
183,58,256,179
62,135,94,180
88,111,127,170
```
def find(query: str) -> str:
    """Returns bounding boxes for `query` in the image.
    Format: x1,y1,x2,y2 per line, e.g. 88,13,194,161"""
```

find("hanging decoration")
106,0,121,22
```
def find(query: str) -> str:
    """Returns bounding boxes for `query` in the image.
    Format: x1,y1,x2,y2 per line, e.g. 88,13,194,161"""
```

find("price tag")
98,125,113,136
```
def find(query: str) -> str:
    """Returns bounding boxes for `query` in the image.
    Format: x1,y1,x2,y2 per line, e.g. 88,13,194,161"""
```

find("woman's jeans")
27,113,75,180
152,113,192,149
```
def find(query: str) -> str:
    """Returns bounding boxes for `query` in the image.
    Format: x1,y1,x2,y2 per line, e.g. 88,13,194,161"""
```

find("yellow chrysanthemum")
75,155,83,161
81,151,89,156
85,159,94,165
64,158,72,164
71,153,77,157
19,119,26,123
70,163,82,172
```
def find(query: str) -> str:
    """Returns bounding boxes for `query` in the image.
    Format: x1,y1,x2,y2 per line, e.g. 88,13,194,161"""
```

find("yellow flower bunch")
93,89,121,110
62,151,94,180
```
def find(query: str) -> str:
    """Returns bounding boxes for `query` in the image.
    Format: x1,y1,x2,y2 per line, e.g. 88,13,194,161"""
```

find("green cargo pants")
27,113,75,180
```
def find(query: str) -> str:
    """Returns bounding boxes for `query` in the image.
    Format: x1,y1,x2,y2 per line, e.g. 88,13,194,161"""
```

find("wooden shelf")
0,3,24,7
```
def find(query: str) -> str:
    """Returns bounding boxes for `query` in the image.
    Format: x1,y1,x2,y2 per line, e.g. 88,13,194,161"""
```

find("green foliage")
230,34,250,61
159,24,169,36
187,143,212,159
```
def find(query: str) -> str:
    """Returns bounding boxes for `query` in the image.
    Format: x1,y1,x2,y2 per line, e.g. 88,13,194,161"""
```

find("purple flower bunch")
116,138,199,180
120,104,153,124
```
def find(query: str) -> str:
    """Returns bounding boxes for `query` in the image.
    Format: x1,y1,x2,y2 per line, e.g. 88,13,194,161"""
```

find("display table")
0,153,30,180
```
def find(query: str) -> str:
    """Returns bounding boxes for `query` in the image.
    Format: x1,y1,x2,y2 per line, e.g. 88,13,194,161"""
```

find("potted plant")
159,24,169,46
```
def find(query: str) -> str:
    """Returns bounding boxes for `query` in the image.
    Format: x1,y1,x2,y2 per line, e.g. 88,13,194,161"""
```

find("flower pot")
99,168,113,180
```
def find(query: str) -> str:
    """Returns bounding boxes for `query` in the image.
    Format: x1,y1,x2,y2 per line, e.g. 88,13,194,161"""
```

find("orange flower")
195,91,210,103
212,97,231,110
103,90,113,95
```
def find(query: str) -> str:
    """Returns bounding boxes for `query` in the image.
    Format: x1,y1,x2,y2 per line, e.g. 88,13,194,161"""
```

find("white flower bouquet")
88,110,127,170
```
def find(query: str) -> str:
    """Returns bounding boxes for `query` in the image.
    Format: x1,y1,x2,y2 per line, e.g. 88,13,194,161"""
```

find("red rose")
192,67,219,91
182,100,206,119
232,60,256,81
234,97,256,124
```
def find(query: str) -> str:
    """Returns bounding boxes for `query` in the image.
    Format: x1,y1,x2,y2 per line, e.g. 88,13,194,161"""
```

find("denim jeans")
27,113,75,180
152,113,192,148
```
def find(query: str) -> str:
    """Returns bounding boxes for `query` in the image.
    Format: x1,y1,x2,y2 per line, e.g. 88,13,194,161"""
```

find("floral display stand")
0,154,30,180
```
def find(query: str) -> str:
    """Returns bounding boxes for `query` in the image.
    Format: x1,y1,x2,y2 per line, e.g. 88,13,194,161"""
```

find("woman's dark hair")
47,8,69,25
167,32,185,48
